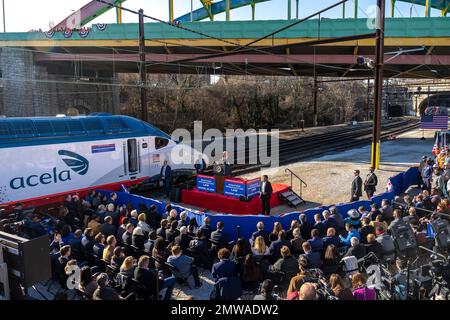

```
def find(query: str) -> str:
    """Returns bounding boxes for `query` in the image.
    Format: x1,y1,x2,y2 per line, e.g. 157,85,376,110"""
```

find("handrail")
285,168,307,197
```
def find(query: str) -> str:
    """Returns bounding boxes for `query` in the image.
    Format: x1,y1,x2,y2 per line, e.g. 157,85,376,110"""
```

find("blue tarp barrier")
371,191,395,206
401,167,420,193
96,166,418,241
389,173,404,196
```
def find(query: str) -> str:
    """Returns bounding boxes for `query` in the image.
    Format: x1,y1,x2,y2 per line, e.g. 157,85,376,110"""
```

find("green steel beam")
425,0,431,16
354,0,358,18
226,0,231,20
287,0,291,20
296,0,299,19
6,17,450,42
342,2,345,18
391,0,396,17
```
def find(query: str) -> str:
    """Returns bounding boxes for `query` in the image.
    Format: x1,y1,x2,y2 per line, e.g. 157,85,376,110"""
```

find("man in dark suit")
199,217,213,240
260,175,273,216
54,245,71,285
160,160,172,198
134,255,175,300
344,237,366,260
210,221,228,252
364,167,378,199
268,231,290,261
351,170,363,202
174,226,192,253
251,221,270,244
211,248,238,281
301,241,321,269
156,220,168,240
101,216,117,238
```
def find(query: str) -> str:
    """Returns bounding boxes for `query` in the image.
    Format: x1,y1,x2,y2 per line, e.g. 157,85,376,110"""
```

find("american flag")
421,115,448,130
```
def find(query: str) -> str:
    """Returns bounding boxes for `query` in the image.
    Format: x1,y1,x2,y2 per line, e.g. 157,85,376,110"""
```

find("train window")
51,120,68,134
34,120,54,137
13,120,34,137
67,119,85,135
127,139,138,173
83,118,103,134
155,137,170,149
105,118,130,133
0,122,11,137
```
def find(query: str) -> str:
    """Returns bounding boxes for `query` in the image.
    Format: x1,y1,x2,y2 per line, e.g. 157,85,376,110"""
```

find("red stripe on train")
0,177,148,210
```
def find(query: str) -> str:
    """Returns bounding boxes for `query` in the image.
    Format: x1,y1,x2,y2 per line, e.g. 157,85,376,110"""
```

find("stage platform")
181,183,289,215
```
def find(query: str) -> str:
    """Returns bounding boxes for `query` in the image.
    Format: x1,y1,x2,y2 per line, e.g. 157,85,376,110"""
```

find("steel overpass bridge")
1,0,450,79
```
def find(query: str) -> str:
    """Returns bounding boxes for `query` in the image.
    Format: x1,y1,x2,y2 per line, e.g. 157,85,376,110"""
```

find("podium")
213,163,232,194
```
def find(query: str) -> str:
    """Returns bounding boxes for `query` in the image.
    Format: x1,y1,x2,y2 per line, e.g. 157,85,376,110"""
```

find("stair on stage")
279,188,305,208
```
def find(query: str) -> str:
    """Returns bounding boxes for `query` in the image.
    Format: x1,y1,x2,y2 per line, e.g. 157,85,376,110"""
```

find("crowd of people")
38,176,440,301
2,150,449,301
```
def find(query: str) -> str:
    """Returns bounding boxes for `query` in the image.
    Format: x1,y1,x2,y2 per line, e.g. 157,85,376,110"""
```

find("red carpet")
181,184,289,215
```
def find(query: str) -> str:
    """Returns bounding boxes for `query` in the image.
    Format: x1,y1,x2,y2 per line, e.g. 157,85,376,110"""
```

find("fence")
99,167,420,241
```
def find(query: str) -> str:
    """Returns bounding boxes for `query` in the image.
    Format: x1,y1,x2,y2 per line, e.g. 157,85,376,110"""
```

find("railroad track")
227,118,420,176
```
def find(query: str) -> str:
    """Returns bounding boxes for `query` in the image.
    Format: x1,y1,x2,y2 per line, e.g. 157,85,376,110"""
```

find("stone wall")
0,48,120,117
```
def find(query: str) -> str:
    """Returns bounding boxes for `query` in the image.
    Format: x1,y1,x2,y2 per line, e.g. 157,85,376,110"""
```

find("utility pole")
313,75,318,127
138,9,148,122
371,0,385,170
367,78,371,121
2,0,5,32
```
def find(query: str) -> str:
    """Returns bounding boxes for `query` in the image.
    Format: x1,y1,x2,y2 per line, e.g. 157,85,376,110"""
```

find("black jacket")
364,172,378,191
260,181,273,198
175,234,193,252
132,234,146,250
210,230,228,250
156,227,166,240
101,223,117,238
166,228,180,243
351,176,363,197
134,267,163,296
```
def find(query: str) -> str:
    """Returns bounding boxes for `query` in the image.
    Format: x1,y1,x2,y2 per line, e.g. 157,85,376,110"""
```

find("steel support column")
425,0,431,17
313,75,318,127
138,9,148,122
169,0,174,23
226,0,231,21
288,0,291,20
371,0,385,170
354,0,358,18
391,0,395,17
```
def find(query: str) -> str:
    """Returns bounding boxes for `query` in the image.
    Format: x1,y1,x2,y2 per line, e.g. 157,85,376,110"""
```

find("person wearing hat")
350,170,363,202
364,167,378,199
431,164,444,196
344,209,361,228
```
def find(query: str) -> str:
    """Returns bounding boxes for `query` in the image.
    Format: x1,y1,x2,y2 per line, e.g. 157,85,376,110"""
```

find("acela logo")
58,150,89,175
9,150,89,190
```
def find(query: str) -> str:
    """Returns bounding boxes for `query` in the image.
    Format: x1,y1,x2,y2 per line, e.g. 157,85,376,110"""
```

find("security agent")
260,175,273,216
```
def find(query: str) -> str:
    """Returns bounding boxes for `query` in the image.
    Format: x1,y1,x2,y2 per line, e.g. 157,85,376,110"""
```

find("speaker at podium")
213,163,232,194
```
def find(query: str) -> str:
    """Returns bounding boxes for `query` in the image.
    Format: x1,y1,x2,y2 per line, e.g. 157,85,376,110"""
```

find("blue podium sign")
197,175,216,193
224,179,246,198
246,178,261,197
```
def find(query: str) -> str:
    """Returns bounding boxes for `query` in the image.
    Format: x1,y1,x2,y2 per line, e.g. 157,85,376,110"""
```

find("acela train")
0,114,204,208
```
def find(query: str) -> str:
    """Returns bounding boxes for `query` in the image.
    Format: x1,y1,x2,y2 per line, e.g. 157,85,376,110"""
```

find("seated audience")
211,248,238,280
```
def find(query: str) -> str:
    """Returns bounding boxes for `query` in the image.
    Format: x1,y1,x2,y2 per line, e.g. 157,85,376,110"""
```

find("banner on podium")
197,175,216,193
224,179,246,198
246,178,261,197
